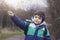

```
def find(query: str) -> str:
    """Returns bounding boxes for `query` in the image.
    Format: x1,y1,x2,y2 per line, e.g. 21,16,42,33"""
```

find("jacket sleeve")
11,14,29,31
44,26,51,40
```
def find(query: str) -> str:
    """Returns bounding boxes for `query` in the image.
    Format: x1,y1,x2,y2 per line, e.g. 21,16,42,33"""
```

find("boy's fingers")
7,11,14,16
8,11,13,14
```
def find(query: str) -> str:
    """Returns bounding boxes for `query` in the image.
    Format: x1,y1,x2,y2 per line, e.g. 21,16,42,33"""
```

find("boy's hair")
33,11,45,23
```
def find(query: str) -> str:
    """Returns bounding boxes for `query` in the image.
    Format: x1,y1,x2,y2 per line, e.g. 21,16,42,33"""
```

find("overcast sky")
4,0,48,10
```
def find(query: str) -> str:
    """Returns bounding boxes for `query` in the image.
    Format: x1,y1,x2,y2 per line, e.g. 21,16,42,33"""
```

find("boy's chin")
34,23,40,25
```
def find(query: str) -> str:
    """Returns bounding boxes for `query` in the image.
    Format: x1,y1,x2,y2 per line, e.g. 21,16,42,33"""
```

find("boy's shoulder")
39,21,47,28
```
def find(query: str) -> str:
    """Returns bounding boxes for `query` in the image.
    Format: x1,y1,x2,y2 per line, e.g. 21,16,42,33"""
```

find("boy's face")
33,15,42,25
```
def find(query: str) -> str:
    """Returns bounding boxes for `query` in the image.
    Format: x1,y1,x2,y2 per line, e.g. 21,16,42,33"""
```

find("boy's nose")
35,19,39,21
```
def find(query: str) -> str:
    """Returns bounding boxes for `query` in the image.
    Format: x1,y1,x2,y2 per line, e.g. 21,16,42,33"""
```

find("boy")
8,11,51,40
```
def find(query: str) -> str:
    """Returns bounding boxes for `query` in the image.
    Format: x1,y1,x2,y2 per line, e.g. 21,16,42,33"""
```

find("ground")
1,34,25,40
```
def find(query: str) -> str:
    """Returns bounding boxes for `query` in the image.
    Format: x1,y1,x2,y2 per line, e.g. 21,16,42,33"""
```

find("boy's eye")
34,16,37,18
39,17,42,19
34,15,42,19
34,16,41,19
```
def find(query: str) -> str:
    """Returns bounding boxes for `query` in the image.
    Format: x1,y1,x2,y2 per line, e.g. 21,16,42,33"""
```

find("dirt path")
1,34,25,40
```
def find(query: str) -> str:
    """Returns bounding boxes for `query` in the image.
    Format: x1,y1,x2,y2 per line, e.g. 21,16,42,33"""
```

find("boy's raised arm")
7,11,28,31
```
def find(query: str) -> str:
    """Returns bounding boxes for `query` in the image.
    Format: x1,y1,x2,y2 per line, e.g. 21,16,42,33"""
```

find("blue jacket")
11,15,51,40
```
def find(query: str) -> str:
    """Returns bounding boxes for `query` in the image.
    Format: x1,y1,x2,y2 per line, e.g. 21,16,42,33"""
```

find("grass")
0,31,24,39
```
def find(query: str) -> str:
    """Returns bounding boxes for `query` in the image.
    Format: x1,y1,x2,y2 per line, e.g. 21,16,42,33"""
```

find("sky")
4,0,48,11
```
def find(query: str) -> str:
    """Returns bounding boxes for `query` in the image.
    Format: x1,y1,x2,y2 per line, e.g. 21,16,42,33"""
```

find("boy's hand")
8,11,14,16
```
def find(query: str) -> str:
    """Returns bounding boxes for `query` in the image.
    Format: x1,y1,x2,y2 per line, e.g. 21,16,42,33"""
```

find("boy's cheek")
32,18,42,24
